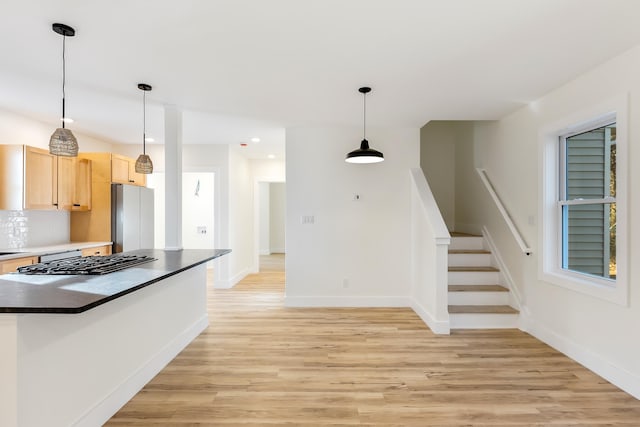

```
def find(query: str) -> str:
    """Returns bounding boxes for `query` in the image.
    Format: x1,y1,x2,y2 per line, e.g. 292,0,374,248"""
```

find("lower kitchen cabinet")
81,245,112,257
0,256,39,274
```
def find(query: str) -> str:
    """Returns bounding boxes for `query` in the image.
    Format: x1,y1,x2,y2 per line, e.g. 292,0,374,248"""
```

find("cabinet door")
73,158,92,210
0,256,38,273
24,146,57,210
111,155,131,184
57,156,75,210
128,160,147,187
81,245,112,257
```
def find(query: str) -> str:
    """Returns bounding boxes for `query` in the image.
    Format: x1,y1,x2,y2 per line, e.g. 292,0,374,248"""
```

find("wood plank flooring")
107,255,640,426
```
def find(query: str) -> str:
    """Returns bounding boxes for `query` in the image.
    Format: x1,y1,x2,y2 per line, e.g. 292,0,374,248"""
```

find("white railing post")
410,169,451,335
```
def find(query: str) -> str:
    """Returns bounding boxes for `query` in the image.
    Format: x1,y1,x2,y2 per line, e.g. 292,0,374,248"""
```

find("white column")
164,105,183,250
0,315,18,427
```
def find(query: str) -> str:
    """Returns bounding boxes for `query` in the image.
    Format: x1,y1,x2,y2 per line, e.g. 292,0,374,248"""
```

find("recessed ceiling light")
267,154,276,159
145,137,154,143
61,117,74,123
251,137,261,143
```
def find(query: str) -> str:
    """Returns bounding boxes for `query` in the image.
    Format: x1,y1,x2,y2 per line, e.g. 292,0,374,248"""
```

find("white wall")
0,107,114,152
258,182,270,255
269,182,286,253
419,121,456,230
227,147,254,285
455,44,640,398
285,126,419,306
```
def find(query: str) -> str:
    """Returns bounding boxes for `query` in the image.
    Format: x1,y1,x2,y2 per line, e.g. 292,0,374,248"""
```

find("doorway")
146,172,216,250
255,181,286,272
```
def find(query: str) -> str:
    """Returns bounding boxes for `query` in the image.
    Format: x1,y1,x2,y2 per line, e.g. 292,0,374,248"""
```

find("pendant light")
49,23,78,157
345,86,384,164
135,83,153,174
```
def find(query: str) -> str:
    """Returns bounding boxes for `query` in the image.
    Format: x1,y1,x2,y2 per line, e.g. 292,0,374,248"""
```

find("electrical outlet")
301,215,315,224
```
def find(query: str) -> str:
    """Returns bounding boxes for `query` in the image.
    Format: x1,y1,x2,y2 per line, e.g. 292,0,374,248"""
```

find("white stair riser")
448,291,509,305
448,253,492,267
450,313,519,329
448,271,500,285
449,237,484,251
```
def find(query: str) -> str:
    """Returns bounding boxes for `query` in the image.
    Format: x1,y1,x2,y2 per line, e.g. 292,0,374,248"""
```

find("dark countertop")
0,249,231,314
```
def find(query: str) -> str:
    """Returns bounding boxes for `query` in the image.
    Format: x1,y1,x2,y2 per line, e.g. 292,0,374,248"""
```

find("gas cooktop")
17,254,156,275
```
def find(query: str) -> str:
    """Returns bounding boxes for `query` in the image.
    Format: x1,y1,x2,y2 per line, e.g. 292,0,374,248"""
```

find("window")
540,96,627,306
560,122,616,280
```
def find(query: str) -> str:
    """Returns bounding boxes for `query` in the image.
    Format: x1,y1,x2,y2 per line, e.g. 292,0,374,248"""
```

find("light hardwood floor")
108,254,640,425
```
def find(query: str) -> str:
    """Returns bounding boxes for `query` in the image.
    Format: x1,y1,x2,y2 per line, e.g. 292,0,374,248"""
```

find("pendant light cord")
362,91,367,140
61,33,66,129
142,90,147,155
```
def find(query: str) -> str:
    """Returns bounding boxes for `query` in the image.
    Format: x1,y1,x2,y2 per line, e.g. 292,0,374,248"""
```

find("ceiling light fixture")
144,137,154,143
267,154,276,159
251,137,261,143
345,87,384,164
49,23,78,157
135,83,153,174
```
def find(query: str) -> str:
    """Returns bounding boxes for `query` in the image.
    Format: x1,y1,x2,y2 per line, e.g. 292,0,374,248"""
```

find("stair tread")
449,305,519,314
448,285,508,292
450,232,481,237
449,266,499,272
449,249,491,254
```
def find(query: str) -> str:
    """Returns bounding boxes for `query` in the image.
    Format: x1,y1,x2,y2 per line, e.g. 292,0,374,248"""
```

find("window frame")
539,96,628,306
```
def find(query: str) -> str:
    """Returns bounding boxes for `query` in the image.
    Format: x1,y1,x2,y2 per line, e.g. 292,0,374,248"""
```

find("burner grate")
17,254,156,275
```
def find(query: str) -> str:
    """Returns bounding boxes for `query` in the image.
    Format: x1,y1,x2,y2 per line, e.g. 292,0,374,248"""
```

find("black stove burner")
17,254,156,275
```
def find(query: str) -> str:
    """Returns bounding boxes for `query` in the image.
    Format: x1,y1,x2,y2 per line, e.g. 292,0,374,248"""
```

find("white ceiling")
2,0,640,159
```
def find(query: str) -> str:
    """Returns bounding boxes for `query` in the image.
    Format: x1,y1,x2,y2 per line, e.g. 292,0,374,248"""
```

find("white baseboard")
526,316,640,400
213,267,250,289
284,296,410,308
410,299,450,335
259,250,271,255
269,248,285,254
73,315,209,427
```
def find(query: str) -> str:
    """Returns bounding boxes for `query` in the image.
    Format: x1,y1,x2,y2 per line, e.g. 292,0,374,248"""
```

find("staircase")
448,233,519,329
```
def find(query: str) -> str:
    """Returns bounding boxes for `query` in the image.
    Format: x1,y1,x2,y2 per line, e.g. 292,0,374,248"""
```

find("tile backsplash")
0,210,70,249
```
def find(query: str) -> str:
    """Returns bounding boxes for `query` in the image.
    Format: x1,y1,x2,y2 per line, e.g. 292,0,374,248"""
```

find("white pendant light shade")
49,23,78,157
345,86,384,164
135,83,153,174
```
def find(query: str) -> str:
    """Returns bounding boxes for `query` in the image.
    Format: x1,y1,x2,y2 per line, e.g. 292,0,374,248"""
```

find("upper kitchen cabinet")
111,154,146,187
24,146,57,210
0,145,92,211
58,156,92,211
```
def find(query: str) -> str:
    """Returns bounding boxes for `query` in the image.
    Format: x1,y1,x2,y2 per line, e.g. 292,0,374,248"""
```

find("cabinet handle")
53,203,58,206
129,180,135,183
73,204,81,207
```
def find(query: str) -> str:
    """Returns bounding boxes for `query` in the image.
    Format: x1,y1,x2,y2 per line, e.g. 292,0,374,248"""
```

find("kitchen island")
0,248,230,427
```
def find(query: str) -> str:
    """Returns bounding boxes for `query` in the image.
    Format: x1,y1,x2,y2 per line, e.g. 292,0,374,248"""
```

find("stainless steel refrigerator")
111,184,154,253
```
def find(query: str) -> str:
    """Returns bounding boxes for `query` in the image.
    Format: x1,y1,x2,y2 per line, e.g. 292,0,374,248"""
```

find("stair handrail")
476,168,532,255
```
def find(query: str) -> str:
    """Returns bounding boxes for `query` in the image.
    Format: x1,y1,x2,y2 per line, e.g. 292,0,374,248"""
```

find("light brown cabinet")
0,145,92,211
0,256,38,274
111,154,146,187
81,245,112,257
58,156,92,211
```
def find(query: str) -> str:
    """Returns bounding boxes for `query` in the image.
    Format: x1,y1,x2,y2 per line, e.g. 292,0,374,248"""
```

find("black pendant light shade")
135,83,153,174
345,86,384,164
49,23,78,157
